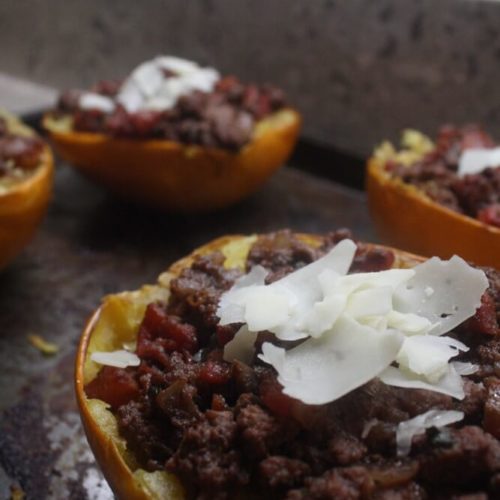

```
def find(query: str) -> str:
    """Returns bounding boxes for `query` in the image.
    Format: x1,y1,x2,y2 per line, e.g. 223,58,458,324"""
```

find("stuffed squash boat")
0,110,53,270
76,229,500,499
367,126,500,268
44,56,300,212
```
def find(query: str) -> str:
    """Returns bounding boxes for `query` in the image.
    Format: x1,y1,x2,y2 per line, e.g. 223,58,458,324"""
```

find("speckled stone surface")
2,0,500,155
0,158,375,499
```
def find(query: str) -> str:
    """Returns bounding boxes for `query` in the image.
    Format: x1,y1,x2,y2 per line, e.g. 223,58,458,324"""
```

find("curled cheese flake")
396,410,464,456
218,239,488,405
458,147,500,176
91,349,140,368
115,56,220,113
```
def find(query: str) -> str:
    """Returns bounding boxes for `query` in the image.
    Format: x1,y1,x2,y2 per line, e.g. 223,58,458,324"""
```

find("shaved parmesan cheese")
302,294,346,337
218,238,487,406
281,239,357,289
396,335,468,383
458,147,500,176
130,60,164,98
91,349,140,368
234,265,268,289
394,256,488,336
116,81,143,113
362,418,379,439
317,269,341,296
345,286,393,318
79,93,116,113
244,288,291,331
338,268,415,296
155,56,199,75
260,316,403,405
387,311,432,335
396,410,464,456
453,361,479,376
95,55,221,114
359,316,388,331
379,363,465,400
223,326,255,365
218,239,357,342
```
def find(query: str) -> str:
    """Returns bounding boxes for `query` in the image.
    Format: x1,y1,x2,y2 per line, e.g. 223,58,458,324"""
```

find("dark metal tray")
0,158,374,499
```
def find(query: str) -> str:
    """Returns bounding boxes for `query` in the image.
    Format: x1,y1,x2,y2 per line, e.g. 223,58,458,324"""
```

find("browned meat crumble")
0,117,44,179
85,229,500,499
55,76,287,151
386,125,500,228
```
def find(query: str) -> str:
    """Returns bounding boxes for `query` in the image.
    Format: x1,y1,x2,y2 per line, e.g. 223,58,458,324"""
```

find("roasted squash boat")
76,229,500,499
367,126,500,268
44,56,300,212
0,110,53,270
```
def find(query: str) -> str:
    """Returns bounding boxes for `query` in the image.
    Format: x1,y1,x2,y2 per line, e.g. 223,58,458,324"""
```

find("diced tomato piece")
85,366,139,409
139,303,198,353
130,110,162,136
198,360,231,385
216,324,238,347
478,204,500,228
463,292,499,336
259,374,294,418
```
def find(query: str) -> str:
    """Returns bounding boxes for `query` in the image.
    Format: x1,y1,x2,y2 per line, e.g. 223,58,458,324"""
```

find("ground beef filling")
56,76,287,151
85,230,500,499
387,125,500,228
0,117,44,181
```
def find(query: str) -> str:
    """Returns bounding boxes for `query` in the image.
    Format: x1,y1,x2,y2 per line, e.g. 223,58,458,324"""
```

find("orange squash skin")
367,158,500,269
0,140,53,270
45,109,301,212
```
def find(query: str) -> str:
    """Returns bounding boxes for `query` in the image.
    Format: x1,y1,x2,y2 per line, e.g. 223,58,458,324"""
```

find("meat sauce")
56,76,287,151
387,125,500,228
85,230,500,499
0,117,44,183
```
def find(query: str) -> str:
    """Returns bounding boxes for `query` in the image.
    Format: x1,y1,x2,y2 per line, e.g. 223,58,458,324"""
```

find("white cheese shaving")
90,349,140,368
218,239,358,342
218,239,488,406
396,335,468,383
116,56,220,113
379,363,465,400
396,409,464,456
156,56,199,75
453,361,479,376
259,316,403,405
386,311,433,335
458,147,500,176
78,56,220,114
361,418,378,439
345,286,393,318
79,93,116,113
394,255,488,336
223,326,255,365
